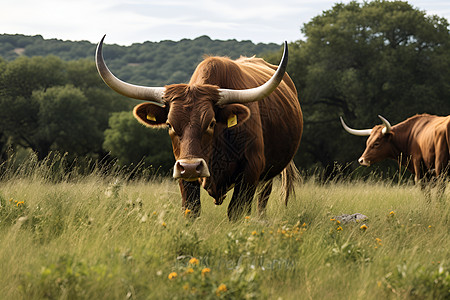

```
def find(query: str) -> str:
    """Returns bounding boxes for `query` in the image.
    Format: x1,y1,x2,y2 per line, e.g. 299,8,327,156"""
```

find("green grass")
0,159,449,299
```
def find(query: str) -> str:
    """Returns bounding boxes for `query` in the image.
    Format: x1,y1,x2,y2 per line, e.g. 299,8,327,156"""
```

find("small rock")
334,213,368,224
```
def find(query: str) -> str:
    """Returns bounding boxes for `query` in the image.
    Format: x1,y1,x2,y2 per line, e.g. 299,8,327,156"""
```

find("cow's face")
133,84,250,181
358,125,394,166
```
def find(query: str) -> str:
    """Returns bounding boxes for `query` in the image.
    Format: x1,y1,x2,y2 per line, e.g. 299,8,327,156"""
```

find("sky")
1,0,449,46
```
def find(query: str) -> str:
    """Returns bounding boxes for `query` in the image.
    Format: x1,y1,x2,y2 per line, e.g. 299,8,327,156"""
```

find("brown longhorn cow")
96,36,303,220
341,114,450,189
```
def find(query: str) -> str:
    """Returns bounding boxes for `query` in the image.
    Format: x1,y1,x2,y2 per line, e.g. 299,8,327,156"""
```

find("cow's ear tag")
146,113,156,122
227,114,237,128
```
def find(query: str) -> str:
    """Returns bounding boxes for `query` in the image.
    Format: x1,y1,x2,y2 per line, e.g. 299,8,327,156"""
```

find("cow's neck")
390,118,419,170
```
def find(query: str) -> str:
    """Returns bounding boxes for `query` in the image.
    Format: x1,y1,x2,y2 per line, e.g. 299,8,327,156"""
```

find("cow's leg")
227,177,257,221
434,142,449,201
413,159,432,201
257,179,273,216
413,159,423,187
179,180,201,218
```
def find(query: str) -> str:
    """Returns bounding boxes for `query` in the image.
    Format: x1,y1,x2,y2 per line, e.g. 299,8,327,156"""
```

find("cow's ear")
133,103,168,127
384,131,394,141
385,131,395,140
217,104,251,128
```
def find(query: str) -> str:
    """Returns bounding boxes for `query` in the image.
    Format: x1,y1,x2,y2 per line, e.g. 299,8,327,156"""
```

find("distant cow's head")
96,35,288,181
340,115,394,166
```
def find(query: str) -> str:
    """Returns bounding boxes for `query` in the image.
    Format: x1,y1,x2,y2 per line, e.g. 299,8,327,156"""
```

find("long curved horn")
95,35,165,106
340,117,372,136
216,41,289,105
379,115,392,134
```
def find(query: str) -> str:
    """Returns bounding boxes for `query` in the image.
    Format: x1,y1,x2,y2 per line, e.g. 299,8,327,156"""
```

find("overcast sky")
1,0,449,46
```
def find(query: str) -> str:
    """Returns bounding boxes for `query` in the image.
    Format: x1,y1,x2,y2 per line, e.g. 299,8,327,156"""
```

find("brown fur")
133,54,303,220
359,114,450,184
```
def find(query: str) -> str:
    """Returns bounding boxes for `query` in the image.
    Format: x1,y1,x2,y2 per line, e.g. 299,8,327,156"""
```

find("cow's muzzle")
358,157,371,166
173,158,210,181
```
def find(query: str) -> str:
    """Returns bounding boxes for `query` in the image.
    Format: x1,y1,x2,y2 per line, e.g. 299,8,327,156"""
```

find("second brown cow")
341,114,450,189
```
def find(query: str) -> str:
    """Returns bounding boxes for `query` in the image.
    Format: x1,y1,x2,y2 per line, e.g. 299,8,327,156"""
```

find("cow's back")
402,114,450,171
190,55,303,180
236,57,303,178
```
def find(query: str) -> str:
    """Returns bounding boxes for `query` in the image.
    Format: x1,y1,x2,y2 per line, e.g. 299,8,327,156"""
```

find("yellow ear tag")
146,114,156,122
227,114,237,128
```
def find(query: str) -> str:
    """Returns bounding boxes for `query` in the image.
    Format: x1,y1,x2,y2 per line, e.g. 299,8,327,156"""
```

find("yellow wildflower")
152,211,157,216
189,257,199,265
184,209,191,216
16,201,25,207
336,226,343,231
168,272,177,280
162,222,167,227
185,268,194,274
251,231,257,236
201,268,211,276
336,220,341,224
360,224,368,230
389,211,395,215
183,283,190,290
245,216,250,220
216,283,227,296
330,218,336,221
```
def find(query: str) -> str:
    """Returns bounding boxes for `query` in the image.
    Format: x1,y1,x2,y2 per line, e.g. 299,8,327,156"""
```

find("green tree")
103,112,174,173
288,0,450,171
0,55,66,98
32,85,102,159
0,56,130,161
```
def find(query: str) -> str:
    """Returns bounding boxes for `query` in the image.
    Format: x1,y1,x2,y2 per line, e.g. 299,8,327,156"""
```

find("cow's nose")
358,157,370,166
173,158,210,180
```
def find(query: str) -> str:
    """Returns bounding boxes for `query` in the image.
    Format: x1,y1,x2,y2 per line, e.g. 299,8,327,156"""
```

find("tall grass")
0,155,449,299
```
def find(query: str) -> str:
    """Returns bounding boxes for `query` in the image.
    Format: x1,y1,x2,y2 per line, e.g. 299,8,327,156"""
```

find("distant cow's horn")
216,41,289,105
95,35,165,106
340,117,372,136
378,115,392,134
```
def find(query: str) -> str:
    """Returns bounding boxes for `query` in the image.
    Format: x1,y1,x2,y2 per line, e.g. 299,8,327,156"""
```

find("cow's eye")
166,122,173,130
373,142,380,147
208,120,216,130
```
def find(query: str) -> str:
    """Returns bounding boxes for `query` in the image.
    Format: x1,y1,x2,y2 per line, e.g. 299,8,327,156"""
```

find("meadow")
0,157,449,299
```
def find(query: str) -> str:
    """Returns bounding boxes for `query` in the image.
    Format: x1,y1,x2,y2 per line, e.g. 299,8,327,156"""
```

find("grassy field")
0,159,449,299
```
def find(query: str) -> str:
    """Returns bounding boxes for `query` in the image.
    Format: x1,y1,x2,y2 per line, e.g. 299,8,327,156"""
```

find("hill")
0,34,281,85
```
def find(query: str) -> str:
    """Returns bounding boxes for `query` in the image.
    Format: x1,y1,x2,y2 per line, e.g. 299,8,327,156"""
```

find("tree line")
1,0,450,177
0,34,280,173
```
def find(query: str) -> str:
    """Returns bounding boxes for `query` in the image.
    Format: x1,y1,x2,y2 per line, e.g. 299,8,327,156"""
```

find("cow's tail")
281,160,300,206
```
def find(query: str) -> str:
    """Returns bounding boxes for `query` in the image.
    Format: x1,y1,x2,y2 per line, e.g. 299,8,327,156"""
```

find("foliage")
382,262,450,299
0,55,130,160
